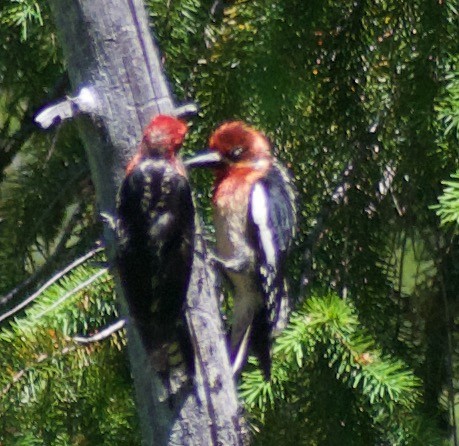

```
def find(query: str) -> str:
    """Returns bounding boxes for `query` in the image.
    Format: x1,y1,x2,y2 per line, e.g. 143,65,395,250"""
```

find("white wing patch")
251,183,276,267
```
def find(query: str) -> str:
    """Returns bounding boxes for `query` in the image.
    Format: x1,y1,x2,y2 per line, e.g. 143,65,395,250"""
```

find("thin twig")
28,167,88,240
73,318,126,344
0,247,104,324
44,123,62,163
299,160,355,294
393,231,407,342
365,163,397,216
33,268,108,320
0,204,89,308
1,311,121,401
0,75,69,180
300,130,397,296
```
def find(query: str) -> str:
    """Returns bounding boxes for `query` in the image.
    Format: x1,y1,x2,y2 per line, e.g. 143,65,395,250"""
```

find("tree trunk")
45,0,244,444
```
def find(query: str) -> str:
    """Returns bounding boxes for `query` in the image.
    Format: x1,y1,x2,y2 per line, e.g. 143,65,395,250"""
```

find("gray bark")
45,0,244,444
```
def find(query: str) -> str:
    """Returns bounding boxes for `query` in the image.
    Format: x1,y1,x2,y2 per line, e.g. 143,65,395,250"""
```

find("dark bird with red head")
116,115,195,389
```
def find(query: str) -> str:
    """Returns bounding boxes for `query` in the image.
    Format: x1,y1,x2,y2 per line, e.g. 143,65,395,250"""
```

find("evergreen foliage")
0,252,139,445
0,0,458,444
434,172,459,226
240,293,443,445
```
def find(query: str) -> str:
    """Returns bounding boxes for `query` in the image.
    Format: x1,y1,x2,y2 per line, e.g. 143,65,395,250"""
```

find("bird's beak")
184,150,223,168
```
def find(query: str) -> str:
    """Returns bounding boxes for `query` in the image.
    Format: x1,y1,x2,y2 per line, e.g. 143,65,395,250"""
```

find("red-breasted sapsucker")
116,115,194,384
185,121,296,379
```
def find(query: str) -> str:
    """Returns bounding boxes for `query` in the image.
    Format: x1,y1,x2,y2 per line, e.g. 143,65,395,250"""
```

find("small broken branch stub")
35,86,100,129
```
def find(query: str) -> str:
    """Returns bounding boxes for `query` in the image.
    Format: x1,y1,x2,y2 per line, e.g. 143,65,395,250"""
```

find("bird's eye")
227,146,244,161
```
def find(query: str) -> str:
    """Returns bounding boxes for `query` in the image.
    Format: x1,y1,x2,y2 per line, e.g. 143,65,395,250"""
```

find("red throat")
213,167,266,208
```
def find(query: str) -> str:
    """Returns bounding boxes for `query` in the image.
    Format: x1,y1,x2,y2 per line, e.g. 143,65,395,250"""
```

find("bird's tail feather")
251,307,272,380
231,324,252,377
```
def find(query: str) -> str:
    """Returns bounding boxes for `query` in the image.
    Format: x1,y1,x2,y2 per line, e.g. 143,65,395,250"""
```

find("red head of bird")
127,115,188,174
209,121,272,173
185,121,273,205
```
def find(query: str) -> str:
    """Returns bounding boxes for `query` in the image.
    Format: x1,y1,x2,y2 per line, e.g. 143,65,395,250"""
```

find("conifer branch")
0,202,86,308
1,345,77,398
0,247,104,323
34,268,108,320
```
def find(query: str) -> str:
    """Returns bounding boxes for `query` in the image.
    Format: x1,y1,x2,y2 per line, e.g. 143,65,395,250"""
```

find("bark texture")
46,0,244,444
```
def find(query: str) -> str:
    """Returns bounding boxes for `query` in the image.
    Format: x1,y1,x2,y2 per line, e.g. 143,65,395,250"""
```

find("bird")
185,121,296,379
116,114,195,388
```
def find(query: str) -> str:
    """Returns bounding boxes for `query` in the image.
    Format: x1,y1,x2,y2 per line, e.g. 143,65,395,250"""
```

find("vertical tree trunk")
45,0,244,444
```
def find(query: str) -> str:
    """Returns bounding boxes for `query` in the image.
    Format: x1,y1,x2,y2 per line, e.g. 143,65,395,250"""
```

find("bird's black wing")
248,162,296,378
116,158,194,376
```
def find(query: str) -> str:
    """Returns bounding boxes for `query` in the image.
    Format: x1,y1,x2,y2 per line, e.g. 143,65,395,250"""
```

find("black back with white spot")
116,158,194,376
248,161,296,378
